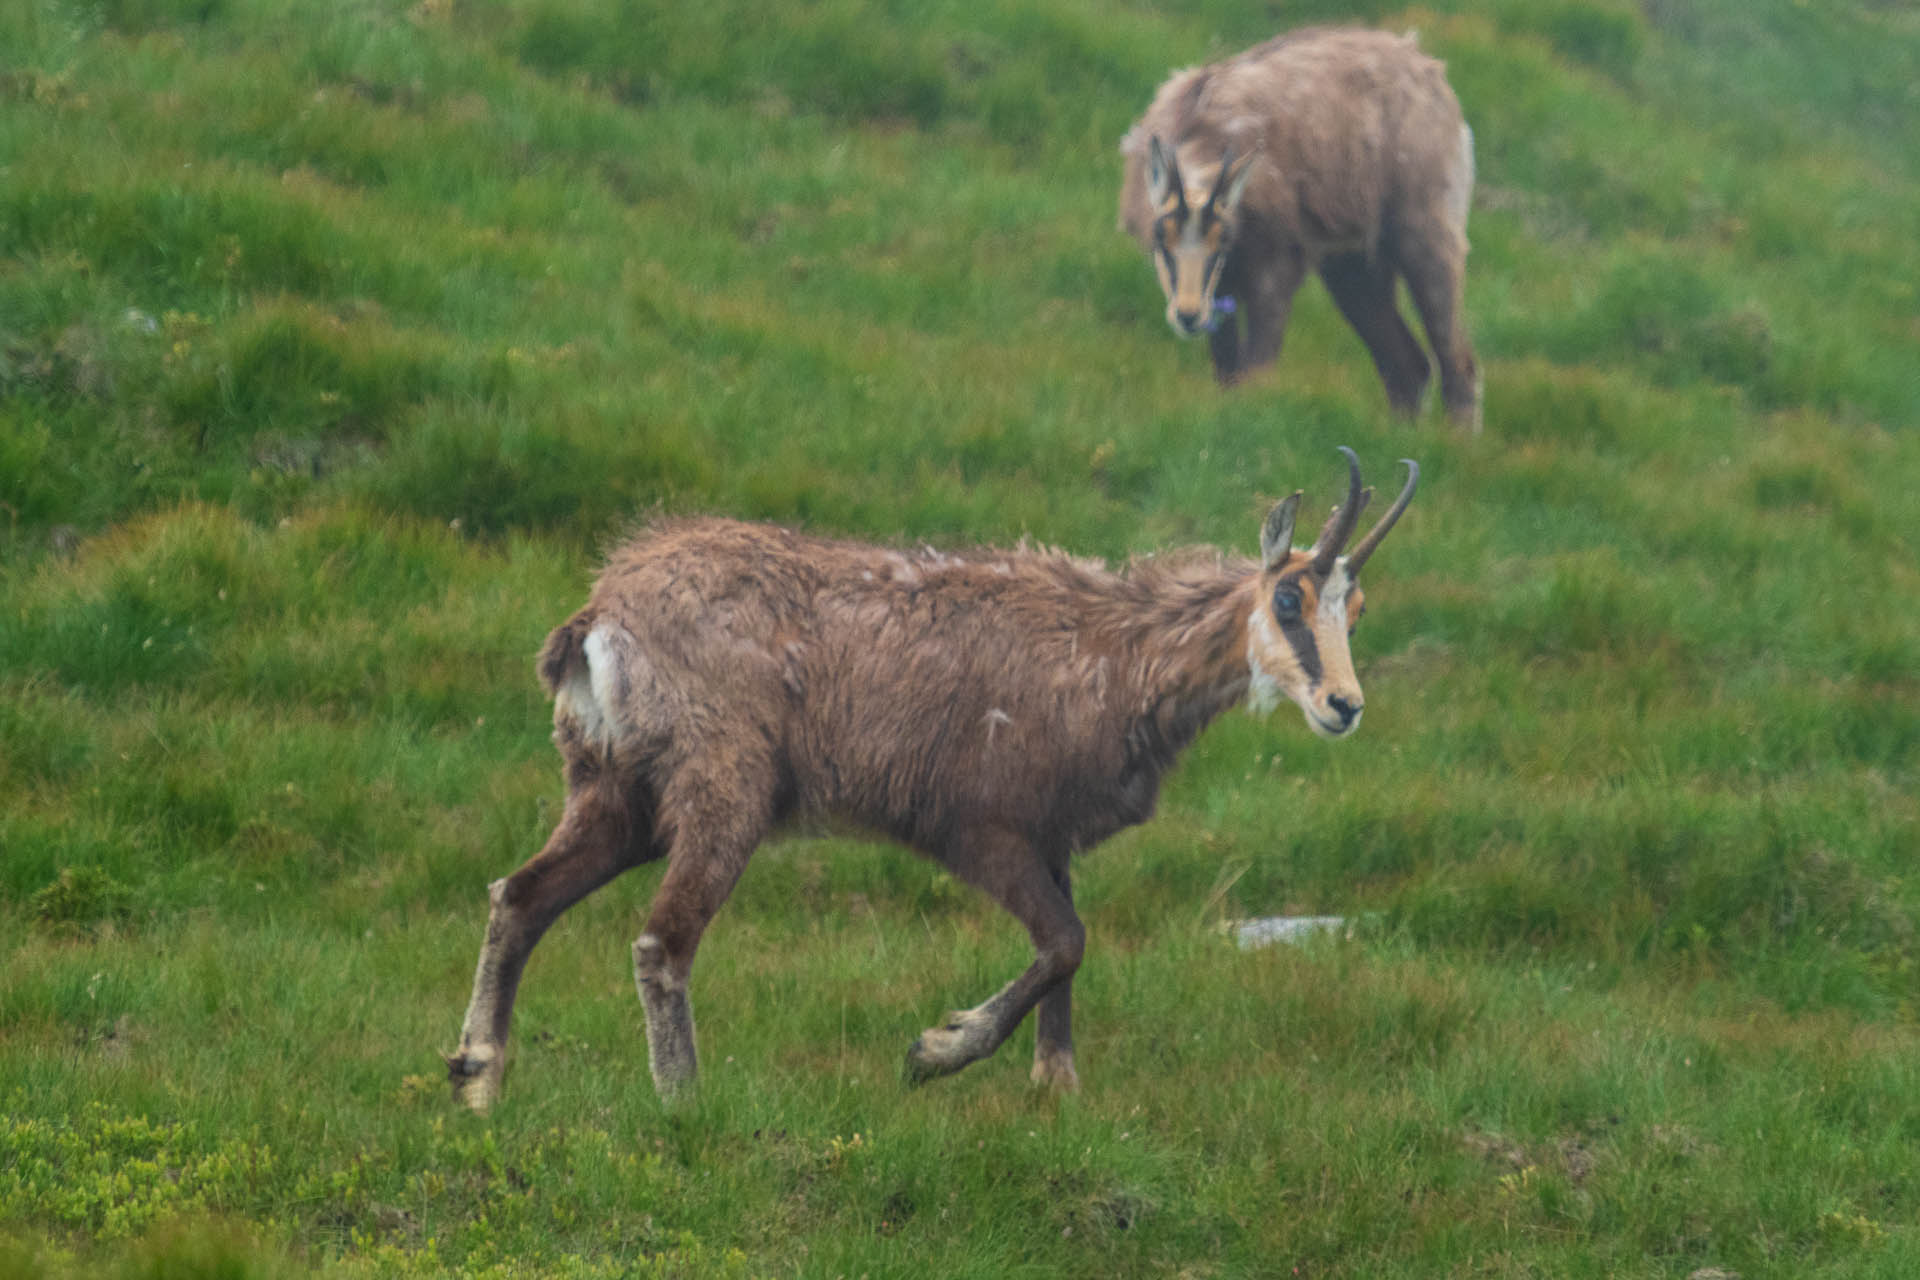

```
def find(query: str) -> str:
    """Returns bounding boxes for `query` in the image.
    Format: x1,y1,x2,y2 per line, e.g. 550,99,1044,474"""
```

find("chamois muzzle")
1146,138,1257,343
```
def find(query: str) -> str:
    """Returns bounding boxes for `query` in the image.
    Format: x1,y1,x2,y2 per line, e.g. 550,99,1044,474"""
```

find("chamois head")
1247,447,1418,739
1145,136,1259,337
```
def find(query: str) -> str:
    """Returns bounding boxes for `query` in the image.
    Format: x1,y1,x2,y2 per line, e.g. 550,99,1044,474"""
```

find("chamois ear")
1147,136,1182,211
1215,148,1258,215
1260,491,1303,571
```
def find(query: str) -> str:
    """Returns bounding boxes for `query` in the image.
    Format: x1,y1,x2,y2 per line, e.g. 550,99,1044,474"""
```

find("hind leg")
448,774,659,1112
1396,225,1481,431
630,754,776,1099
1319,252,1431,418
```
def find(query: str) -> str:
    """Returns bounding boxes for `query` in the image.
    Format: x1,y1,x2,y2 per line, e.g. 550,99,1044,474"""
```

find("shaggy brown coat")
445,456,1414,1106
1120,26,1481,426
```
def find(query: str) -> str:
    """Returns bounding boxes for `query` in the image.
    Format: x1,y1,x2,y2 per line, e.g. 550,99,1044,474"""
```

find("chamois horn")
1344,458,1420,576
1308,447,1371,575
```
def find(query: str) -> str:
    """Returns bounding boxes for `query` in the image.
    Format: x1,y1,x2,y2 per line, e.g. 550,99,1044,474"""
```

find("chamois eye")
1272,583,1302,620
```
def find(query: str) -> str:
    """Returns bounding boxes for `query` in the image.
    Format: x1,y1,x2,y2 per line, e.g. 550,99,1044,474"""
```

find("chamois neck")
1088,553,1261,727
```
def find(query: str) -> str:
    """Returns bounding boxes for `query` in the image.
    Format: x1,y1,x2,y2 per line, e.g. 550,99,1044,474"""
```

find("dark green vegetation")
3,0,1917,1274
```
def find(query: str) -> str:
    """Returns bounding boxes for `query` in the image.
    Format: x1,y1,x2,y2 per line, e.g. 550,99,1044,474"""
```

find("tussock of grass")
2,0,1917,1274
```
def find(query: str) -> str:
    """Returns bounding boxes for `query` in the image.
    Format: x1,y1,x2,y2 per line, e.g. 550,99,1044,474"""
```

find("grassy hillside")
2,0,1917,1275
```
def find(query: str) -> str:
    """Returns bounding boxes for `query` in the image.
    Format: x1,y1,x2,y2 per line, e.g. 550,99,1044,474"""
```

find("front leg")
906,834,1083,1084
1237,251,1306,377
1207,258,1248,386
1207,303,1245,385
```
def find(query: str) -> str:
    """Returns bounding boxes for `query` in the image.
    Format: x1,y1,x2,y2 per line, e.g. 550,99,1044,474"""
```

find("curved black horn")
1308,446,1369,574
1344,459,1420,576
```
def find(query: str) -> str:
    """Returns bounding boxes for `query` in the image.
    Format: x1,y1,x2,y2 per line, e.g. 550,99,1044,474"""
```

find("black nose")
1327,694,1362,727
1174,309,1203,334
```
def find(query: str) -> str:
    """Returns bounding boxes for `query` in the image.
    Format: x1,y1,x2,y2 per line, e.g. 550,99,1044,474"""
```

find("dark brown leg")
1207,257,1254,385
906,831,1084,1084
1030,864,1079,1090
1208,305,1245,385
1319,251,1432,418
630,754,775,1099
449,780,657,1112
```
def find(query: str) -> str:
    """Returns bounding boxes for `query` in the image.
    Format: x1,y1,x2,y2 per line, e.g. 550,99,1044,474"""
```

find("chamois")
1119,26,1482,428
445,449,1417,1108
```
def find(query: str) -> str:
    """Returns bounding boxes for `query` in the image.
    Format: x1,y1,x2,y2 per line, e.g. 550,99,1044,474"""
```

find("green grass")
2,0,1918,1274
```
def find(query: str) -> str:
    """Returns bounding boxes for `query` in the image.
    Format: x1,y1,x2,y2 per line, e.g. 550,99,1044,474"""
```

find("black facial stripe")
1278,613,1323,683
1274,574,1322,682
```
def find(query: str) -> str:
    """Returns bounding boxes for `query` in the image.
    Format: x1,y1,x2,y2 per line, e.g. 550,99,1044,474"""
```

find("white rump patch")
553,668,600,741
554,623,633,747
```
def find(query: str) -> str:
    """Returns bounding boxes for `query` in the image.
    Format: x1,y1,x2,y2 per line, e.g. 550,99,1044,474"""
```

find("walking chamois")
447,449,1417,1106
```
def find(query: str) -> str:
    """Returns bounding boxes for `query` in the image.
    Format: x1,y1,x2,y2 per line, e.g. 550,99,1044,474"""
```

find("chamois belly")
783,690,1158,856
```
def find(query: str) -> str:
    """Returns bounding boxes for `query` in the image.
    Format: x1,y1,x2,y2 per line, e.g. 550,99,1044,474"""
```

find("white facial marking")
1318,562,1353,627
983,708,1012,744
1245,607,1284,714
